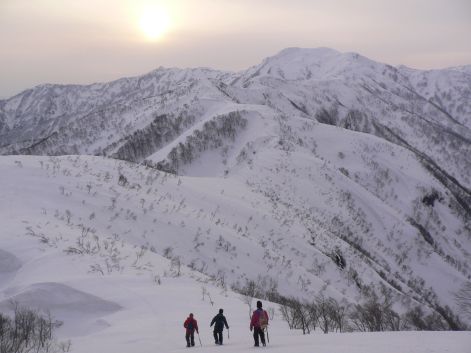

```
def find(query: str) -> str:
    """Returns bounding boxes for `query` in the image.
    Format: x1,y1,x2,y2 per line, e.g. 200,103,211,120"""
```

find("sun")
138,7,171,41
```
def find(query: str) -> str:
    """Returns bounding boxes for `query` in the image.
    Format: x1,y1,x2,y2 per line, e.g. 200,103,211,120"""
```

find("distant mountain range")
1,47,470,328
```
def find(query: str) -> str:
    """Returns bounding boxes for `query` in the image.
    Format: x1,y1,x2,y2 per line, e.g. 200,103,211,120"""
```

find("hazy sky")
1,0,470,98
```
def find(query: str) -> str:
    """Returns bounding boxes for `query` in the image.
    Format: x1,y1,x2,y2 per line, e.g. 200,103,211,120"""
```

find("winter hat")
219,309,223,314
256,301,262,308
189,313,194,318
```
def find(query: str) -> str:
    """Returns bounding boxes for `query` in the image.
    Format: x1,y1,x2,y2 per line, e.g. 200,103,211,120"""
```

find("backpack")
214,314,225,330
258,310,268,329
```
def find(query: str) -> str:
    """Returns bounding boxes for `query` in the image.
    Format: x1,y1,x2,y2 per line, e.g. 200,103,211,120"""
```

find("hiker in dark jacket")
250,301,269,347
183,313,199,347
210,308,229,345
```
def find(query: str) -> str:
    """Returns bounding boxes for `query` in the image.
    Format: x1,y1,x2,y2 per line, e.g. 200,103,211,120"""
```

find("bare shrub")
0,303,70,353
455,282,471,321
350,296,400,332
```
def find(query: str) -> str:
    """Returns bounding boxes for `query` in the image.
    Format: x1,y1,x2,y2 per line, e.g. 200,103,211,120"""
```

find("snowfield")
0,154,470,352
1,47,470,352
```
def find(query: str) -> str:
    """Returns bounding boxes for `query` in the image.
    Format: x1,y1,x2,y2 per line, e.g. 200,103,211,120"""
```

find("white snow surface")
0,152,470,352
0,47,470,352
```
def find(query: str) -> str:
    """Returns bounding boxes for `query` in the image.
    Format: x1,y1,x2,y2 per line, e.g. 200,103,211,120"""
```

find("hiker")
250,300,269,347
183,313,199,347
210,308,229,345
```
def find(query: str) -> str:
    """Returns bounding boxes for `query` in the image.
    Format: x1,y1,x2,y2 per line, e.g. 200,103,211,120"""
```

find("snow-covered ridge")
4,47,469,191
0,48,470,351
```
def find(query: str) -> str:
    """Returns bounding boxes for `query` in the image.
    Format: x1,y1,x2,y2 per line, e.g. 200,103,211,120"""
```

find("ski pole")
197,332,202,347
266,328,269,344
228,328,230,340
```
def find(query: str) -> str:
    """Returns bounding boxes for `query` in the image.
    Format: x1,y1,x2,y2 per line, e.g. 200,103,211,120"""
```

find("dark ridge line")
369,120,471,216
287,98,309,116
19,131,59,155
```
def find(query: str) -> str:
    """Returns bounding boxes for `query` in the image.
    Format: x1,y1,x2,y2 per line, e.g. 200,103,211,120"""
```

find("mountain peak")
264,47,341,67
238,47,377,83
274,46,340,58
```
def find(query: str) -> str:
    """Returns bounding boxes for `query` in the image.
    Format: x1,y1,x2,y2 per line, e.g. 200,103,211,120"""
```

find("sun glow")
138,7,171,41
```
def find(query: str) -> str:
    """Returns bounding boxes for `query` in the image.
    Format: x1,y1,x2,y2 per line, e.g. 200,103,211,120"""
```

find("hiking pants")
213,329,223,344
253,327,265,346
185,331,195,346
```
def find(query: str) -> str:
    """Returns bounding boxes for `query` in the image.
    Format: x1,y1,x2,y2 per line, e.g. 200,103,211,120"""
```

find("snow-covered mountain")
0,48,470,351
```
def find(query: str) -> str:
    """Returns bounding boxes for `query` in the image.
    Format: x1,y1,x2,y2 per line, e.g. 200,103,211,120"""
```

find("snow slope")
1,48,470,187
0,47,470,350
0,157,470,352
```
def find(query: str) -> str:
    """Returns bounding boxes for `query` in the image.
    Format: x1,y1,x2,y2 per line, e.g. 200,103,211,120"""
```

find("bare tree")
349,296,401,332
402,306,427,330
306,301,319,332
293,299,311,334
0,302,69,353
455,282,471,321
241,295,253,320
170,256,181,276
279,297,311,334
279,298,297,330
327,298,348,332
316,295,335,334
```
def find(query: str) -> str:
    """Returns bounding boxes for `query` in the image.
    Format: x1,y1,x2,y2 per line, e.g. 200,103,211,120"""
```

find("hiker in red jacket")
250,301,269,347
183,313,199,347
